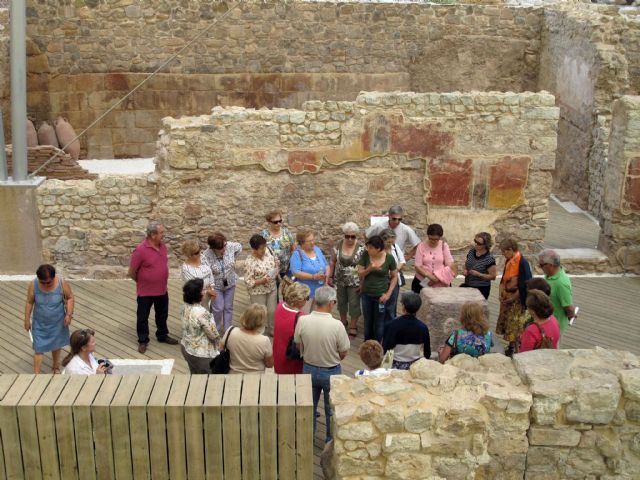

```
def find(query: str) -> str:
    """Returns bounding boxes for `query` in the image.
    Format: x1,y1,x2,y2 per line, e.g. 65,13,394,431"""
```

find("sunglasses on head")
344,235,357,240
270,219,283,224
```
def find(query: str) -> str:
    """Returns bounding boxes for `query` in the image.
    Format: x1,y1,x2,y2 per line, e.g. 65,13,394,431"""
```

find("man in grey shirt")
366,205,421,260
295,285,350,443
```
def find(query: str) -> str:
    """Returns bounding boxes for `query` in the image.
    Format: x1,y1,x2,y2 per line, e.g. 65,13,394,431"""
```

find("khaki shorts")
336,285,361,318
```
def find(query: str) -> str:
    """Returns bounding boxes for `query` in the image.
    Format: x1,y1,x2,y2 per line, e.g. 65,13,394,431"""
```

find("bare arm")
339,350,348,360
62,280,75,327
24,283,35,331
438,345,452,364
264,354,274,368
380,270,398,303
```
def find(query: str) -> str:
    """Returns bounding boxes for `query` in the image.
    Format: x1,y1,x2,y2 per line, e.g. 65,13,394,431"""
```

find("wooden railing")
0,374,313,480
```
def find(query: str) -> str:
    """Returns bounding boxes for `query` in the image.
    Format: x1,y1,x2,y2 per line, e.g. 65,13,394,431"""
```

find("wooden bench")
0,374,313,480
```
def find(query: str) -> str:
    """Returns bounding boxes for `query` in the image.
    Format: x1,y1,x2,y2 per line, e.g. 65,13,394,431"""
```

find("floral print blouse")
180,304,220,358
332,240,365,288
446,329,493,358
260,227,295,275
244,249,278,295
202,241,242,290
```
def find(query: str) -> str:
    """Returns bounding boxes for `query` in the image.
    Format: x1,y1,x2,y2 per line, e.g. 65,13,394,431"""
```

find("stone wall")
599,96,640,273
0,9,9,132
156,91,557,259
34,91,558,277
538,5,629,214
37,176,157,278
18,1,542,156
330,348,640,479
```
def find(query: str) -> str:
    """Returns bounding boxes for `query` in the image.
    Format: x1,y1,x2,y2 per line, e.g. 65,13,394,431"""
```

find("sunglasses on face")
539,263,549,268
344,235,357,240
390,217,403,222
474,239,484,246
270,219,283,224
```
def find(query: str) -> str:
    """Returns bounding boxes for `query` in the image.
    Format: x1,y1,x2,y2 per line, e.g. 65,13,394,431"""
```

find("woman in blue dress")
24,264,74,373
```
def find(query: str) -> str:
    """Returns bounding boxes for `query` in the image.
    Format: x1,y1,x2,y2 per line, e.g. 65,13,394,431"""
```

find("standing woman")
24,264,74,374
260,210,295,298
496,238,532,356
328,222,365,337
202,232,242,333
358,235,398,343
461,232,497,300
380,228,406,323
413,224,457,293
244,234,279,335
181,239,217,309
289,229,329,312
272,282,310,374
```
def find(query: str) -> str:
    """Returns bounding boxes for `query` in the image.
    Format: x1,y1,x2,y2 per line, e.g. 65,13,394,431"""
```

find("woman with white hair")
328,222,365,338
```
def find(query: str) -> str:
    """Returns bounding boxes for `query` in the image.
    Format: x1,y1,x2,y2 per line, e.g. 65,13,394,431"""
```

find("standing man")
129,221,179,353
538,249,576,336
294,286,350,444
366,205,421,259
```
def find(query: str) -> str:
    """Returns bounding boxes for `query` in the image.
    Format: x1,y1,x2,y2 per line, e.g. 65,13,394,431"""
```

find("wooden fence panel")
259,375,278,480
1,375,35,480
36,375,69,480
184,375,208,480
73,375,104,480
166,375,190,480
54,375,86,480
111,376,139,480
147,375,173,480
0,375,17,480
92,375,121,480
295,375,314,480
240,375,261,480
128,376,156,480
203,375,225,480
17,375,51,480
222,374,243,480
277,375,296,480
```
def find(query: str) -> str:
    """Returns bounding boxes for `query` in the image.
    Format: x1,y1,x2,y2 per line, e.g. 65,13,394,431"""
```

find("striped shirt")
464,249,496,287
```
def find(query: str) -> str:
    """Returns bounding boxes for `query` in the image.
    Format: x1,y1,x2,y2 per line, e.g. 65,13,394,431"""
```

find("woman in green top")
358,235,398,342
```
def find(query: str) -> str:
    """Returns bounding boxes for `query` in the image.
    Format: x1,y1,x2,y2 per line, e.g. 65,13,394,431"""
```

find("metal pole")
0,111,7,181
10,0,27,182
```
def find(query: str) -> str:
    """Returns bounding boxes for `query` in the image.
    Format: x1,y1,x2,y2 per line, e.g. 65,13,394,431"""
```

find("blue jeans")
384,284,400,335
303,363,341,443
361,293,385,342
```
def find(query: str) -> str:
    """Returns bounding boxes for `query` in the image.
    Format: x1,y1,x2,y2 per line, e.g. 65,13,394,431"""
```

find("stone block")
528,427,581,446
384,452,431,479
565,375,621,425
336,421,378,441
416,287,488,354
383,433,421,453
619,369,640,401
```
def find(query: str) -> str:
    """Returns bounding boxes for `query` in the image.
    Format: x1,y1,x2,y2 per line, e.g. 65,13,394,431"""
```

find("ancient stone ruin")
0,0,637,276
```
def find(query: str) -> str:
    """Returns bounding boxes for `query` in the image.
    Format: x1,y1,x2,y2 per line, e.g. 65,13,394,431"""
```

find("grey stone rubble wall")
330,348,640,479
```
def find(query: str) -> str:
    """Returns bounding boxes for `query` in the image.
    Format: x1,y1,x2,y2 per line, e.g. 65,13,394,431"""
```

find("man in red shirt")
128,221,178,353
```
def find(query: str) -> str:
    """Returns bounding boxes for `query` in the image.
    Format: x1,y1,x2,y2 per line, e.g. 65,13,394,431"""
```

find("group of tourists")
23,204,575,443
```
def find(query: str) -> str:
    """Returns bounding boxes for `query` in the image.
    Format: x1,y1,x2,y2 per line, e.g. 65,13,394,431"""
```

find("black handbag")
285,312,303,360
210,327,235,374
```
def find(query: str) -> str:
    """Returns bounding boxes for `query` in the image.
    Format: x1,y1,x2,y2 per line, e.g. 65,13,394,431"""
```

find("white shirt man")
366,206,421,259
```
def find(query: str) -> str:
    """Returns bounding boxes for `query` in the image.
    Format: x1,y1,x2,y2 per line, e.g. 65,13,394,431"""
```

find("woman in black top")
461,232,497,300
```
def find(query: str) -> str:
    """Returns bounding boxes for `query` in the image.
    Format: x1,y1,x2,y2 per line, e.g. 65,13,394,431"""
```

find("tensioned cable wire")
29,2,240,178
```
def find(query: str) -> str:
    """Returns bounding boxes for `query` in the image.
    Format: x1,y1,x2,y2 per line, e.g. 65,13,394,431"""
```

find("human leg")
136,296,153,344
346,286,361,335
336,285,348,325
372,297,385,343
361,294,375,341
265,289,277,336
211,289,225,332
153,293,170,341
303,363,322,434
223,286,236,332
322,365,341,442
52,349,62,373
33,352,44,374
384,284,400,335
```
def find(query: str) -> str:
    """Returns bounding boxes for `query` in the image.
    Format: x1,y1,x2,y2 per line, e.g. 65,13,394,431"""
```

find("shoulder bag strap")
224,326,235,351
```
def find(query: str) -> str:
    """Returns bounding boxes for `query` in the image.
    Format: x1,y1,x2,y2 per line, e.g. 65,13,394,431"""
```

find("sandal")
52,367,61,374
348,327,358,338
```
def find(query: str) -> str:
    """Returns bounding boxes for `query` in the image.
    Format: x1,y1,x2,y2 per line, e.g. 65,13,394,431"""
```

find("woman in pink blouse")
244,234,279,335
412,224,457,293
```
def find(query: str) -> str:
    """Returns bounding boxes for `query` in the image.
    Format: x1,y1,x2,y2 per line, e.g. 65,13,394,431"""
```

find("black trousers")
136,293,169,344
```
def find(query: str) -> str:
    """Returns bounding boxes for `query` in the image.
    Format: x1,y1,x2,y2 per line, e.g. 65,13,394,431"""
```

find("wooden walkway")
1,276,639,478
